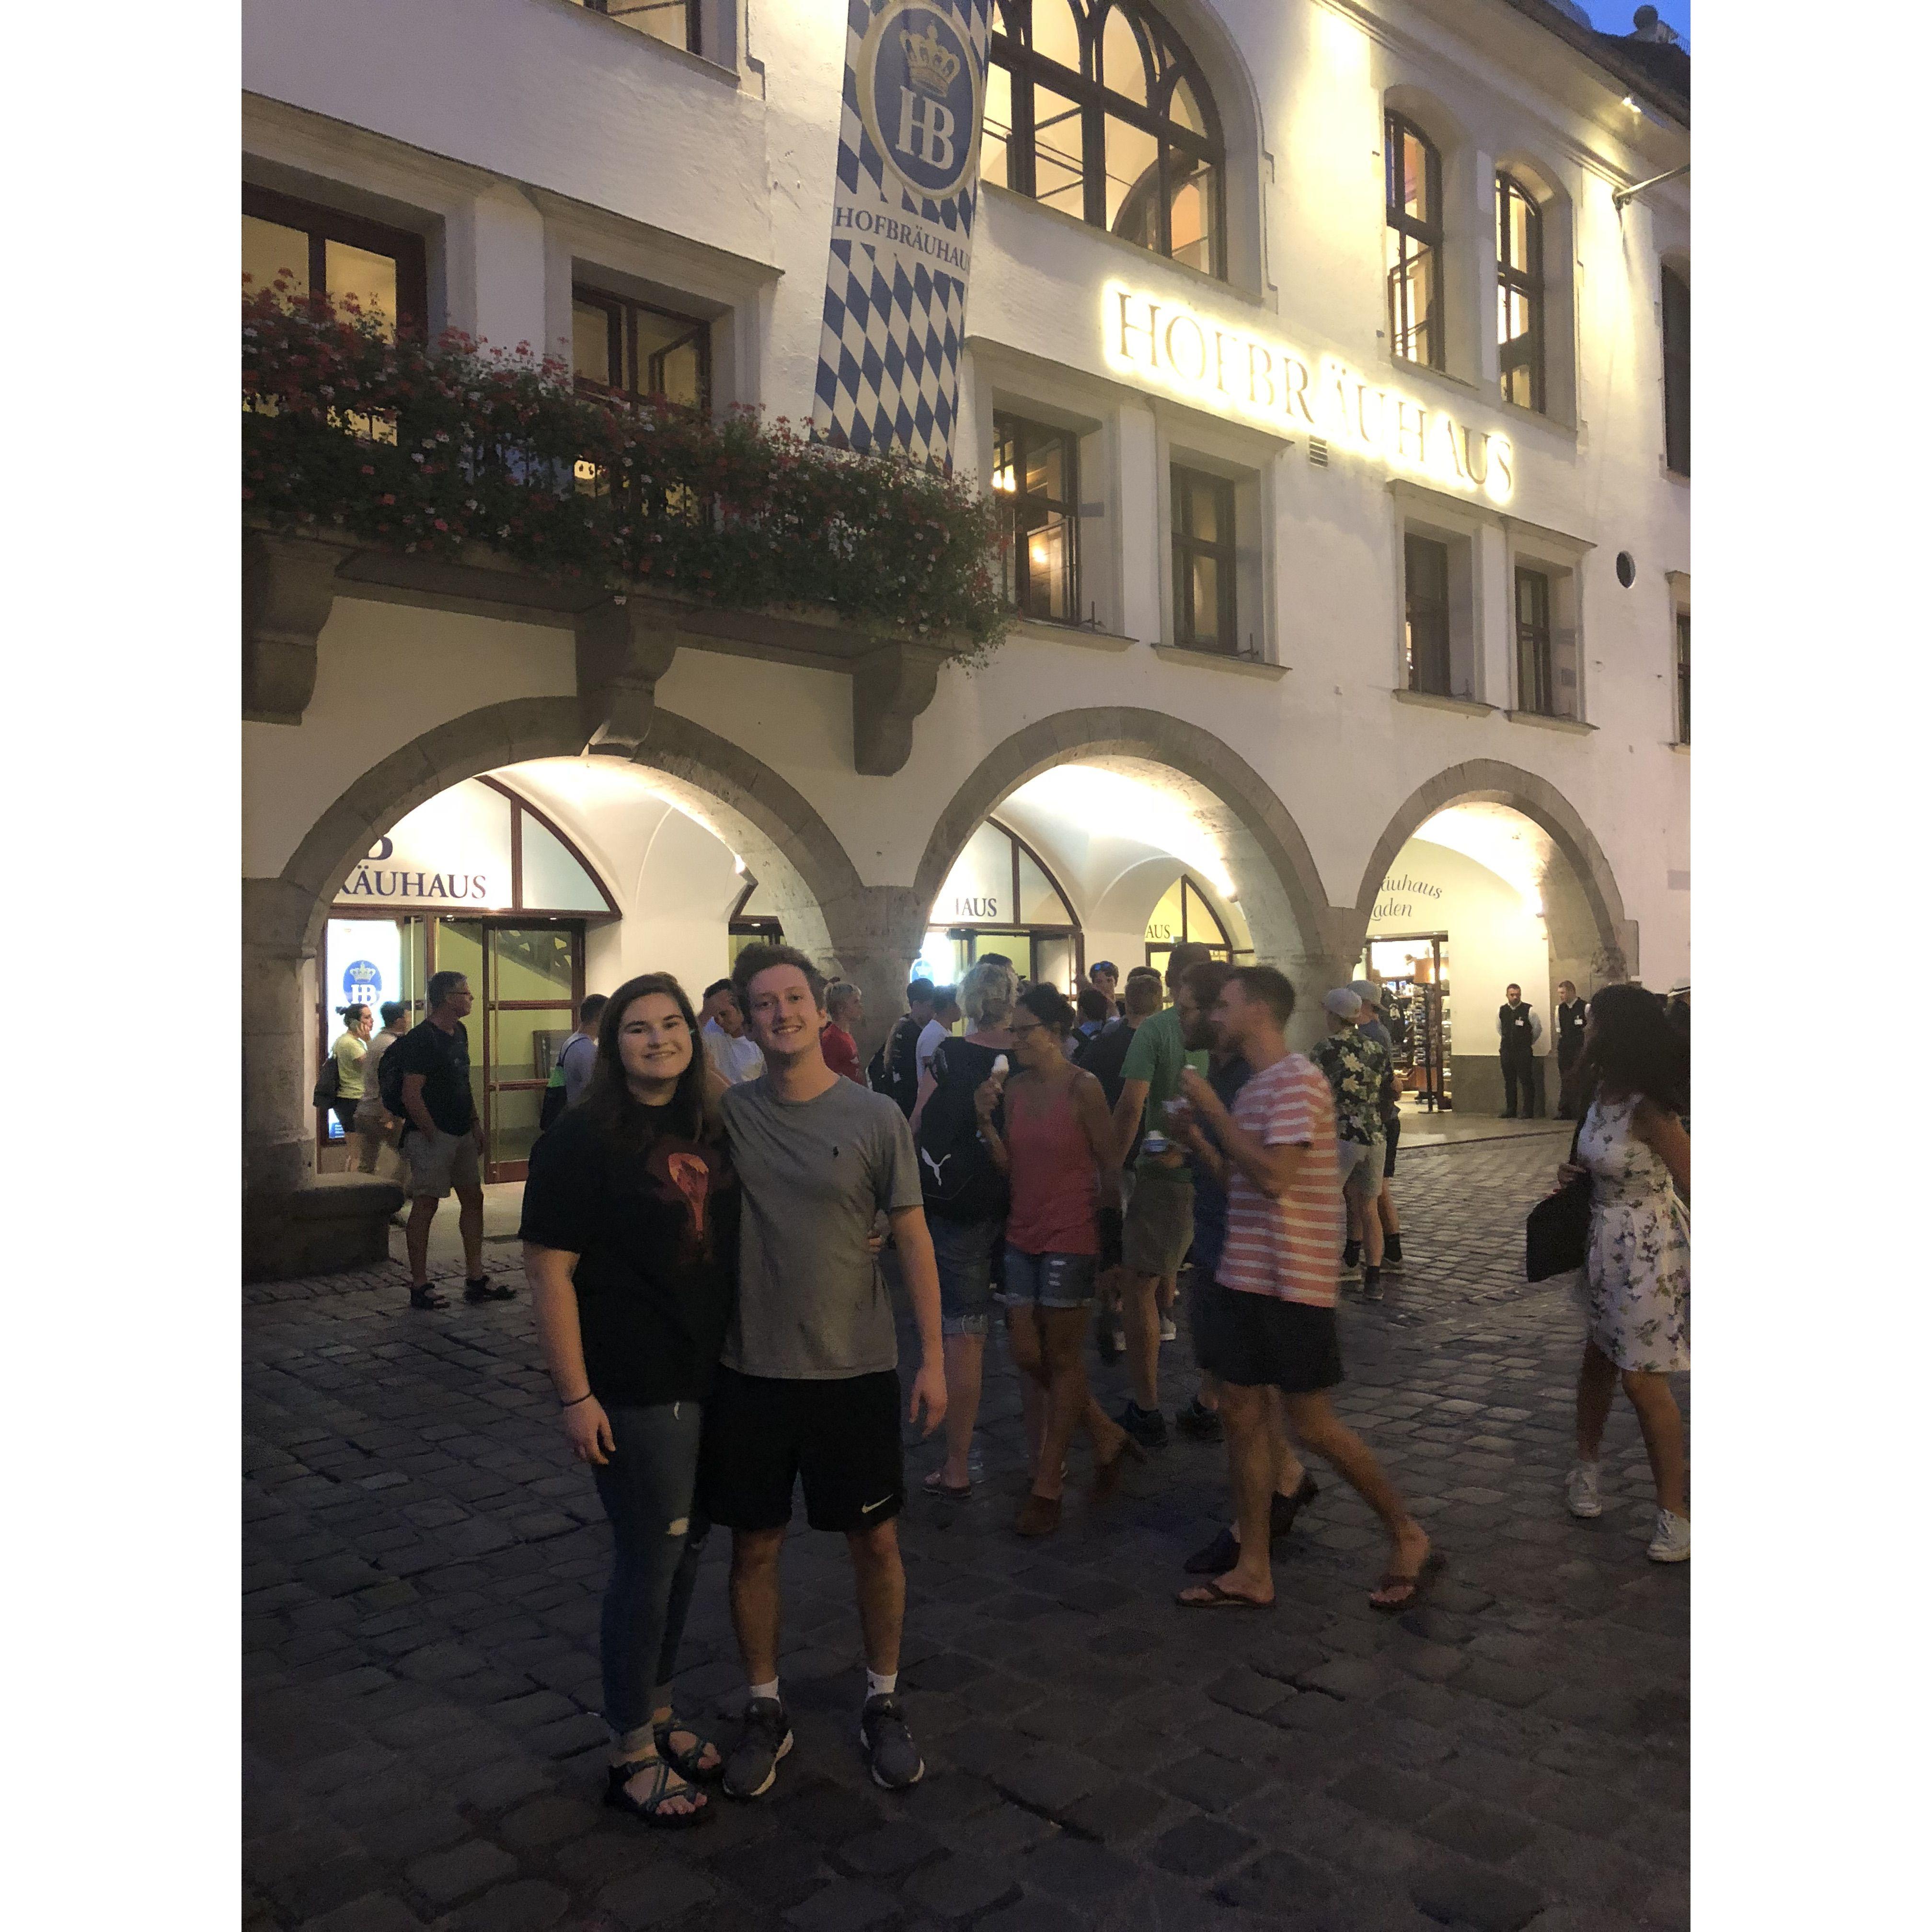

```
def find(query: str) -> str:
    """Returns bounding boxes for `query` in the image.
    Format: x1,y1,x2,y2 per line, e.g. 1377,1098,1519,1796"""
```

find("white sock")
749,1678,779,1704
867,1668,897,1700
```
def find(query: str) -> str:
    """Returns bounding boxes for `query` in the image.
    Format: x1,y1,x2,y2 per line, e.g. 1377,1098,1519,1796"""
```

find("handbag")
1524,1121,1590,1282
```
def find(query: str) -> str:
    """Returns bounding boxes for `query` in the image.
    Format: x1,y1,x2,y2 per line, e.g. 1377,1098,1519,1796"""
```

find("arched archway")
914,707,1344,989
1350,761,1634,1115
244,699,876,1270
1351,760,1633,978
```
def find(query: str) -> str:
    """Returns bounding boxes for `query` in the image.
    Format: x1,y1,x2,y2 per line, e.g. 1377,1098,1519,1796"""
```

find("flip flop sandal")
1369,1549,1446,1616
655,1718,724,1784
604,1754,713,1827
922,1469,972,1500
1175,1580,1275,1610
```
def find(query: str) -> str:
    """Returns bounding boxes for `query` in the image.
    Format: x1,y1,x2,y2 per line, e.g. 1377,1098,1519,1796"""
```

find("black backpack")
312,1052,341,1109
872,1014,924,1117
378,1028,414,1117
914,1040,1008,1223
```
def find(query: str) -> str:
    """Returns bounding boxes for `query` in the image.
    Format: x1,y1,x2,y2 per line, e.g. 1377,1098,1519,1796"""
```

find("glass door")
484,924,579,1180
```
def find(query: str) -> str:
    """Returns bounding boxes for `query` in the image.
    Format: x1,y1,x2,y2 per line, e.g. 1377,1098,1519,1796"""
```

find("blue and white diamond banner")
811,0,991,471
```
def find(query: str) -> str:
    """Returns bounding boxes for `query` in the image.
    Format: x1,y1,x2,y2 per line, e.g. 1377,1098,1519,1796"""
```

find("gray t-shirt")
720,1074,924,1380
558,1030,598,1107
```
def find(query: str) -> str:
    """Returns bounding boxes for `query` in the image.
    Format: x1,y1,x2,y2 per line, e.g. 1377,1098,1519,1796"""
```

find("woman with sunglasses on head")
520,974,737,1826
973,984,1140,1537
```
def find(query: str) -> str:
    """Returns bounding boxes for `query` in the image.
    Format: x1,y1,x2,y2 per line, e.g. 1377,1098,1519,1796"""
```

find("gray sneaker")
722,1696,793,1799
859,1694,924,1791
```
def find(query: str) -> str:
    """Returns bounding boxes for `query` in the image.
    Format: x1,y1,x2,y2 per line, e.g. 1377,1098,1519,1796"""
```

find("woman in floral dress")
1558,984,1691,1562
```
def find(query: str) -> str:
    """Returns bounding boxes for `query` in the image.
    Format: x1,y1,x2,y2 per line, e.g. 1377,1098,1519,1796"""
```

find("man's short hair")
1557,979,1576,995
1506,983,1522,996
933,984,960,1015
732,942,828,1012
906,977,936,1005
1181,959,1237,1009
1124,972,1165,1018
579,993,609,1026
427,970,468,1010
826,980,862,1020
1090,960,1118,979
379,1001,408,1027
703,978,736,1001
1231,965,1297,1028
1076,986,1111,1024
1164,941,1213,989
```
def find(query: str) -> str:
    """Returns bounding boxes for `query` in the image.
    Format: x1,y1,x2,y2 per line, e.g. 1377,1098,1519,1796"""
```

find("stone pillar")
821,884,929,1069
242,878,402,1280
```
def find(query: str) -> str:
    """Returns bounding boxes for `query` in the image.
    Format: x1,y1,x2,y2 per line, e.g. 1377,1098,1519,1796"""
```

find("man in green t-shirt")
1108,942,1213,1447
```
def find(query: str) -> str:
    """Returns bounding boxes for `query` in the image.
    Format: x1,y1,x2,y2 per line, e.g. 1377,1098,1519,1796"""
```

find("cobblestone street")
244,1134,1689,1932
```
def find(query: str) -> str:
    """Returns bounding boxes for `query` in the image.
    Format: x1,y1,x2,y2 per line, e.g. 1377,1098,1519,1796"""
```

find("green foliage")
242,283,1009,649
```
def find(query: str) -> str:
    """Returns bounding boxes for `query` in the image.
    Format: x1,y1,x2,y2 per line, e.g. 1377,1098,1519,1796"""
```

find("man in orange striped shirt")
1170,966,1439,1615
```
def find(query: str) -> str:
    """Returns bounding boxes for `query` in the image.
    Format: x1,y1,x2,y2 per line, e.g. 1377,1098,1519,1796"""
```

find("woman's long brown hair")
581,973,716,1145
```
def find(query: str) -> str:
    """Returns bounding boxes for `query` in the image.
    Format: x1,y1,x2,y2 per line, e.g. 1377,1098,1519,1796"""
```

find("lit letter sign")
1099,281,1514,503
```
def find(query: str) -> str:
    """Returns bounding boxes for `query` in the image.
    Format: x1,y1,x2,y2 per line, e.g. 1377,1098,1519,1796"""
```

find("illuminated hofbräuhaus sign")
1102,282,1515,504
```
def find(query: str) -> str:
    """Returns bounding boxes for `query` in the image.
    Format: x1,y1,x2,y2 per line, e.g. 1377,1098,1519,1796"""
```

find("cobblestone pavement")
244,1136,1689,1932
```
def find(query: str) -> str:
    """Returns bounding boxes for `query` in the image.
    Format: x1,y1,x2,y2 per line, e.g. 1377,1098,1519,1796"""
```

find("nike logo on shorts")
860,1495,894,1514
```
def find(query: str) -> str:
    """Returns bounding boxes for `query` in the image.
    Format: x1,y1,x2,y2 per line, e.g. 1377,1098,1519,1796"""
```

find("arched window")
921,818,1083,991
1143,873,1238,969
1496,172,1543,412
985,0,1226,279
1385,112,1443,369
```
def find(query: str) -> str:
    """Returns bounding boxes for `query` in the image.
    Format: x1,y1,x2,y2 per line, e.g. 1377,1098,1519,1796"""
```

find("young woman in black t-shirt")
520,973,737,1827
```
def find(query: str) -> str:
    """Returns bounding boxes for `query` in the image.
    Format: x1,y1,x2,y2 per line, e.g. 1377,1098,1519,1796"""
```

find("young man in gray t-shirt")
705,944,946,1801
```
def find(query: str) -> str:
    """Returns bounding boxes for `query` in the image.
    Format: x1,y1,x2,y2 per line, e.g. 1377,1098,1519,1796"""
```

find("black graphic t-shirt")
519,1102,738,1407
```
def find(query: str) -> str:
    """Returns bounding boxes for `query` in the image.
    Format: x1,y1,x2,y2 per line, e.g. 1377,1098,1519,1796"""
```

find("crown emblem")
901,22,961,94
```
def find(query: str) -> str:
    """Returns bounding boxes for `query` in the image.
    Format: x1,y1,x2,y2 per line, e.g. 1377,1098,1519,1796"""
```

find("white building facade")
241,0,1689,1273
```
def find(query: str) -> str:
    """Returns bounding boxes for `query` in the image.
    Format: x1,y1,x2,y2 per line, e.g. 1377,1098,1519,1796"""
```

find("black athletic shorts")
700,1366,904,1534
1193,1280,1344,1395
1383,1112,1401,1178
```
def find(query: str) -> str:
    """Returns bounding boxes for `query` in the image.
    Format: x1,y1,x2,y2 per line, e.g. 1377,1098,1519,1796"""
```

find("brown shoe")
1015,1493,1062,1538
1091,1430,1147,1504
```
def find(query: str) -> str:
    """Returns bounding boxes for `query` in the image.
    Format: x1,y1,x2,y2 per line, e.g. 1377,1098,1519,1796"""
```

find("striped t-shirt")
1214,1053,1343,1308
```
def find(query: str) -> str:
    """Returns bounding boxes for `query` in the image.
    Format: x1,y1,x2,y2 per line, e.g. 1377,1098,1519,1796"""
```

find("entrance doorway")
918,820,1082,995
321,915,586,1180
1360,932,1452,1111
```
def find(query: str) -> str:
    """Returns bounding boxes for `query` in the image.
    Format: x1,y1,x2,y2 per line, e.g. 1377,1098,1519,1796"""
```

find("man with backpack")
912,960,1016,1499
1074,968,1160,1362
387,971,515,1311
869,979,935,1116
538,992,607,1134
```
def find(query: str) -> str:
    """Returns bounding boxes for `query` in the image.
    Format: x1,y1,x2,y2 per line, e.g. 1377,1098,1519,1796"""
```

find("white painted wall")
242,0,1690,1000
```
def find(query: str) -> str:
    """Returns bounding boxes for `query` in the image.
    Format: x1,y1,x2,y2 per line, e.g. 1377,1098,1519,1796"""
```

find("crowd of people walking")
355,941,1686,1825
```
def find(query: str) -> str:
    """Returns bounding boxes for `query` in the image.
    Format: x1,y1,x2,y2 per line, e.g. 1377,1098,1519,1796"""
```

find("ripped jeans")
590,1400,710,1747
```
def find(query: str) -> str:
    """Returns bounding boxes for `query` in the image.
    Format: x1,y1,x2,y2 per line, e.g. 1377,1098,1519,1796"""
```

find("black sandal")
464,1276,517,1303
604,1754,712,1827
407,1284,447,1310
654,1718,724,1784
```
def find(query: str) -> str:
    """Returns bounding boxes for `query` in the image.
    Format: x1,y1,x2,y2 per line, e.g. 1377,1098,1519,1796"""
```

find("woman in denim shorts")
975,985,1141,1537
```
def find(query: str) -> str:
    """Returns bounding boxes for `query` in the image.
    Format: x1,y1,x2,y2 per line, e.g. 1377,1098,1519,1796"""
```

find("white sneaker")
1159,1316,1177,1342
1564,1462,1603,1518
1646,1507,1690,1563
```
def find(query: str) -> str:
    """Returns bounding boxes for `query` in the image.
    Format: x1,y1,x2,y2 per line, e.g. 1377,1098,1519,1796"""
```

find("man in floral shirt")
1311,989,1394,1300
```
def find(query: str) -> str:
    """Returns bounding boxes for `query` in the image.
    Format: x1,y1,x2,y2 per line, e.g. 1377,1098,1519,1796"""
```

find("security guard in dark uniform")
1497,983,1541,1118
1554,981,1589,1118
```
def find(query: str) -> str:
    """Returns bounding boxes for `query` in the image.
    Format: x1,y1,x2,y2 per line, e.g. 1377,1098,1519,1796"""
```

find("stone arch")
1351,759,1635,985
243,700,877,1261
913,708,1341,974
270,697,867,963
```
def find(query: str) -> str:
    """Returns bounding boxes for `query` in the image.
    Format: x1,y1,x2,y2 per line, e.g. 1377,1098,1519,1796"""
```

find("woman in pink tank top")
975,985,1142,1537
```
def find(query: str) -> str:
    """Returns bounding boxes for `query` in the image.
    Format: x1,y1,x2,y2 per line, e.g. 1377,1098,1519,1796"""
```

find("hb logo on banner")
812,0,991,471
